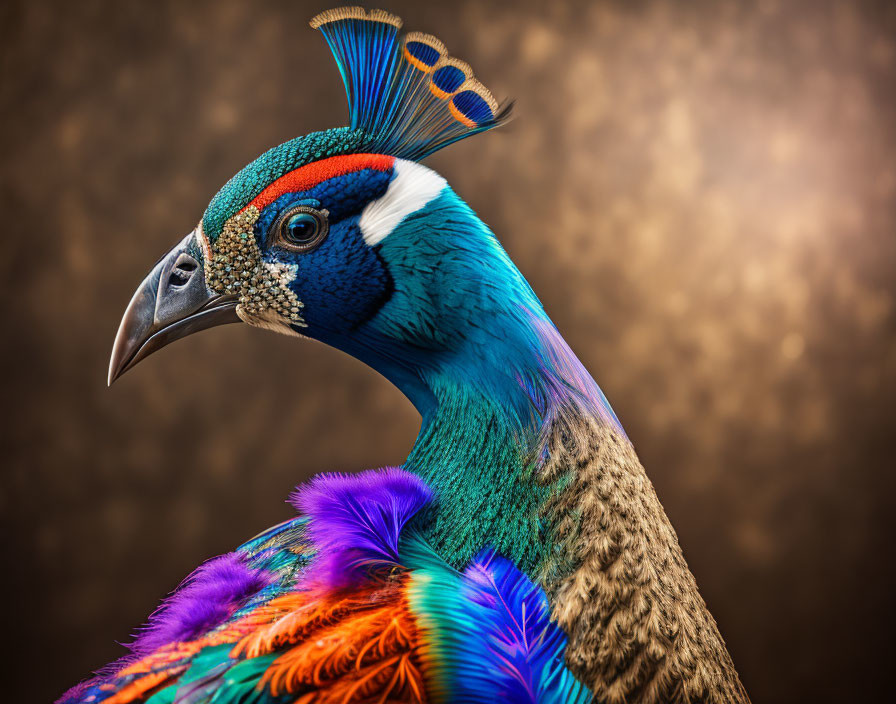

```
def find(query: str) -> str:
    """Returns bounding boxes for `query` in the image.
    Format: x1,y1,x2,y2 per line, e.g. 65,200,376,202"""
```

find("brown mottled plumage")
539,408,750,703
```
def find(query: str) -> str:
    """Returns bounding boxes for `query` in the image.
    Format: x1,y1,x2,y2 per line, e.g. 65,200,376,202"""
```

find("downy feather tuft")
130,553,273,658
290,467,432,589
55,555,274,704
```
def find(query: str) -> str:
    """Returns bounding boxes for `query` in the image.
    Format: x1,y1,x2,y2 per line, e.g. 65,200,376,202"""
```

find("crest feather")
310,6,511,161
310,6,401,29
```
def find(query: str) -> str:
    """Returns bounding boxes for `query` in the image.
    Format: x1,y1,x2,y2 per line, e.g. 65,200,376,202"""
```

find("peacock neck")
343,198,749,699
398,329,750,703
333,188,749,700
404,372,549,574
401,310,623,577
348,184,625,574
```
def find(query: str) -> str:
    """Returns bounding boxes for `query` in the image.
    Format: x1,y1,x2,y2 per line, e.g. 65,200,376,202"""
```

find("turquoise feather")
404,536,590,703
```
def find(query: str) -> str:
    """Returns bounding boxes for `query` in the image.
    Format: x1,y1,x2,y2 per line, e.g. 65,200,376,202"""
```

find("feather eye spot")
450,82,498,128
403,32,445,72
430,60,471,99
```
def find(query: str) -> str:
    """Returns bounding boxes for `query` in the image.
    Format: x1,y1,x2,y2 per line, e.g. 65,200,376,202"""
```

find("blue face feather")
252,168,396,334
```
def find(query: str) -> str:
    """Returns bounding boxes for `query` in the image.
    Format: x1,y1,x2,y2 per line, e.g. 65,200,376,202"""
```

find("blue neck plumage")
364,188,619,425
331,188,623,570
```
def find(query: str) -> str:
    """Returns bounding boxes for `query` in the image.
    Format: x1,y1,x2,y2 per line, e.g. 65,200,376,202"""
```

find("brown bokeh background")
2,0,894,701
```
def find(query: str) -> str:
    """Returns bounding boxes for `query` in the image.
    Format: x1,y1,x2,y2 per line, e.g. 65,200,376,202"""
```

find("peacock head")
108,7,522,402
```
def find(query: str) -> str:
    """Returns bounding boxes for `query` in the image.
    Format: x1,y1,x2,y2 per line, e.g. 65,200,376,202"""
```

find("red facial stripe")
242,154,395,214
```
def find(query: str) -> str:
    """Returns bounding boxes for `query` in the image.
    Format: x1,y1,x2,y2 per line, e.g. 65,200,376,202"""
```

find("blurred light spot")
781,332,805,360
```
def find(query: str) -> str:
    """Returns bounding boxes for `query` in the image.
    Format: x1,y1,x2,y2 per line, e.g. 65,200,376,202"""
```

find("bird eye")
273,206,329,252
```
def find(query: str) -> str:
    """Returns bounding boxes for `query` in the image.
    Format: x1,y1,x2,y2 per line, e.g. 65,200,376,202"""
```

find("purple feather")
56,552,270,704
129,552,271,657
290,467,432,590
56,680,92,704
524,309,624,436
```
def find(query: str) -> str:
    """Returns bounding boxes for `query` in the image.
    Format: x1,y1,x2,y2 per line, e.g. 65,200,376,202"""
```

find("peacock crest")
311,6,512,160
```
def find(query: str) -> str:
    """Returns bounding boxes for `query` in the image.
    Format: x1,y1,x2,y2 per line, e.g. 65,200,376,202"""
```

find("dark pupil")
287,214,317,242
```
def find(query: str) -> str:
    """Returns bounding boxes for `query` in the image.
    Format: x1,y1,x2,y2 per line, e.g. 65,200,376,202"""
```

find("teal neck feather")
349,188,623,574
406,377,547,573
404,330,619,576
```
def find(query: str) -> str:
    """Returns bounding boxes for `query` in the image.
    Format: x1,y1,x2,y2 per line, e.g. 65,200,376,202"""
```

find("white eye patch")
358,159,447,246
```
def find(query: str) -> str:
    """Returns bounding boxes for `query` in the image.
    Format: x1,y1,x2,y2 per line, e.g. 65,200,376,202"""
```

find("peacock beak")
107,230,240,385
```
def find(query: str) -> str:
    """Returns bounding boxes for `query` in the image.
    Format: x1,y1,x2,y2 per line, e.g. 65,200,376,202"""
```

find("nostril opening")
168,268,193,287
167,257,200,288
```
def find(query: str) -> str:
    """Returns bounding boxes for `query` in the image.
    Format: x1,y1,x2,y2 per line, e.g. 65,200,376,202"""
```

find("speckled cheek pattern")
204,206,306,328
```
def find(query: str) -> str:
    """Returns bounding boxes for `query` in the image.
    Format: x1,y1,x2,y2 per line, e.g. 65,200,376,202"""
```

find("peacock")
62,7,750,704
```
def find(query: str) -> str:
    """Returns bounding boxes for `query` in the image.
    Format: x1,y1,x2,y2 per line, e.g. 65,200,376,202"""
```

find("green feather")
144,686,177,704
144,644,232,704
144,646,288,704
209,655,290,704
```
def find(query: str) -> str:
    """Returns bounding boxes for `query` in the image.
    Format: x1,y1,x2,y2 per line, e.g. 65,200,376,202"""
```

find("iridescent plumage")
68,7,750,704
61,470,587,704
